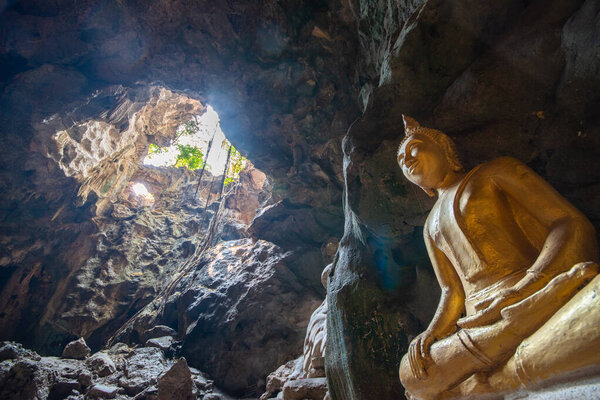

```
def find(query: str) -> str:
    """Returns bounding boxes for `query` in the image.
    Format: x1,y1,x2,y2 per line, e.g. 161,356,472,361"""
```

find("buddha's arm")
460,158,598,328
493,158,598,295
424,233,466,339
408,232,465,379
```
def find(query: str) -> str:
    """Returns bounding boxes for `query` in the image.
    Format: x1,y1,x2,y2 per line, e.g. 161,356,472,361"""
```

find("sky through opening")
143,105,230,174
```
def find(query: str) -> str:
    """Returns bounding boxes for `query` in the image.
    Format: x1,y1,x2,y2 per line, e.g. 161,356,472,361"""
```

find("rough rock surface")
142,325,177,342
146,336,175,352
103,237,322,397
157,358,195,400
0,5,351,399
87,352,116,377
282,378,328,400
262,264,331,400
262,358,304,400
0,0,354,352
163,239,322,396
0,341,227,400
87,384,118,399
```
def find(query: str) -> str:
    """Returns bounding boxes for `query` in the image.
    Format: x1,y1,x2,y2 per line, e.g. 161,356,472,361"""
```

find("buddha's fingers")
409,339,427,380
420,335,433,364
409,344,420,380
457,309,500,329
473,296,494,310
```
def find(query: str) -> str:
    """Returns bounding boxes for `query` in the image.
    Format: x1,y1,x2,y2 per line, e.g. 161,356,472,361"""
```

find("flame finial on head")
402,115,421,136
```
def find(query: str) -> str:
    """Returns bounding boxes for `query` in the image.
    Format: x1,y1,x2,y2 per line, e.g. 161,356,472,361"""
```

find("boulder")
0,354,90,399
78,370,93,387
87,383,118,399
261,358,303,400
189,367,214,391
62,338,91,360
87,352,117,377
142,325,177,341
0,359,41,400
0,342,41,362
111,203,135,220
145,336,174,352
157,358,195,400
48,379,81,400
119,347,167,395
282,377,328,400
0,341,231,400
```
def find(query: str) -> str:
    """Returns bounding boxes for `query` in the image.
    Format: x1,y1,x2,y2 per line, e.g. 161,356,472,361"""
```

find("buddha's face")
397,134,452,190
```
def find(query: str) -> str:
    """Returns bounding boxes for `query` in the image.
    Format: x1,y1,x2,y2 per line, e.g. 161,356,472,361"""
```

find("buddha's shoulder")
469,156,529,178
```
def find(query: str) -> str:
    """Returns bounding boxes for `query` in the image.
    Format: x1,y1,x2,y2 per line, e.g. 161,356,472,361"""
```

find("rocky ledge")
0,339,237,400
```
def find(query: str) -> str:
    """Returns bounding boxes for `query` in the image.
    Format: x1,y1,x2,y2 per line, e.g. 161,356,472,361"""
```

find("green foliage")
147,117,247,178
180,120,200,137
148,142,205,171
174,144,204,170
147,119,206,171
148,143,166,155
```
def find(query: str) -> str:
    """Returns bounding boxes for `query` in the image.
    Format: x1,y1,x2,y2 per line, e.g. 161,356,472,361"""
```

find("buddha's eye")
407,144,418,157
410,146,418,157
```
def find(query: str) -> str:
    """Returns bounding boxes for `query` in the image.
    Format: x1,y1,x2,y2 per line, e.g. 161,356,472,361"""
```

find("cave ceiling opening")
0,0,357,371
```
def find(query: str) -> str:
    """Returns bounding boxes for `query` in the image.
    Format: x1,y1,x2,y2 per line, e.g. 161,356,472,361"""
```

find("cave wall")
0,84,210,351
0,0,359,351
0,0,363,396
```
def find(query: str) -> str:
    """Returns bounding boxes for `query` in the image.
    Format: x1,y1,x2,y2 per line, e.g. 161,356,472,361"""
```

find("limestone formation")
303,264,331,380
262,264,332,400
142,325,177,342
262,358,304,400
302,300,327,378
397,116,600,399
146,336,175,352
87,384,118,399
171,239,323,396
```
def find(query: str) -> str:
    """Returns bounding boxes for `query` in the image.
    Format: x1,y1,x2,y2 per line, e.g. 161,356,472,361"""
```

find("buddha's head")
397,116,463,196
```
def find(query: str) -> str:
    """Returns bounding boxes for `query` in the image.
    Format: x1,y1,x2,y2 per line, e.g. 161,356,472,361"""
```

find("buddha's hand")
458,288,521,329
408,330,435,380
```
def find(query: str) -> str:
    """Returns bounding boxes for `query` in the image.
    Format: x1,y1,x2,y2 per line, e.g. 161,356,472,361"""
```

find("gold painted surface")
396,116,600,400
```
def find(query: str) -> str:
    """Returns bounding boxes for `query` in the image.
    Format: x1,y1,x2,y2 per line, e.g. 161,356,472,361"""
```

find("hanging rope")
193,130,217,199
200,144,232,227
218,145,233,202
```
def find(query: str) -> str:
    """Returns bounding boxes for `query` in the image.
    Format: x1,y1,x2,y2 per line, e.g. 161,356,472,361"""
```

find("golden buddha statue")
396,116,600,399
